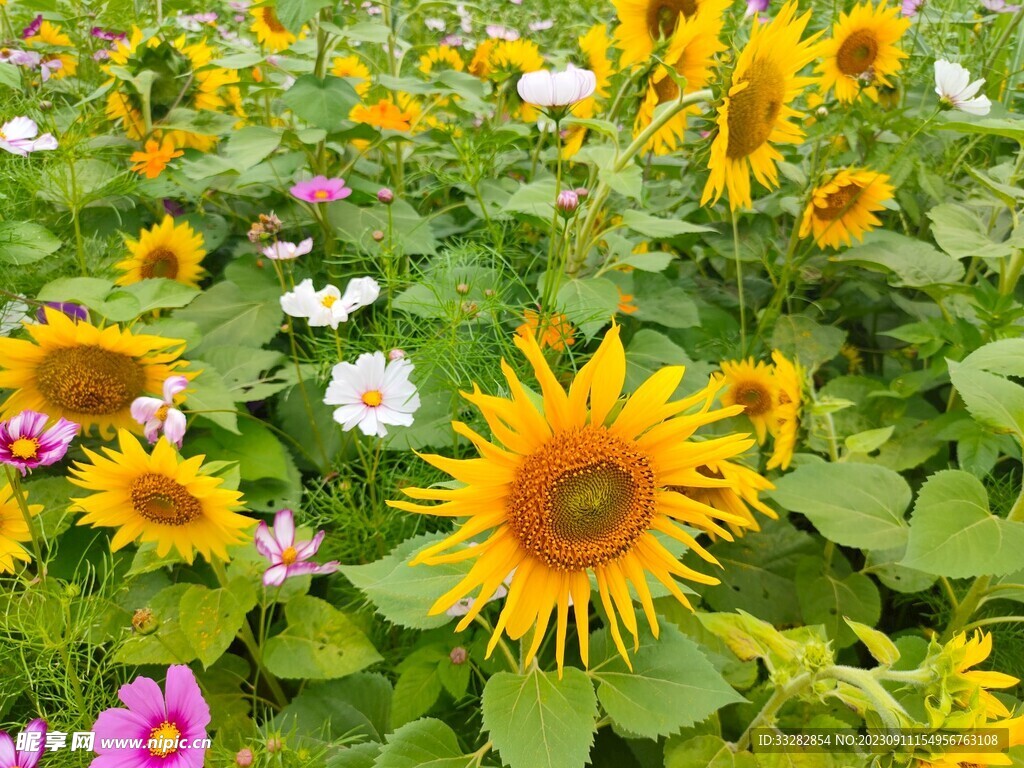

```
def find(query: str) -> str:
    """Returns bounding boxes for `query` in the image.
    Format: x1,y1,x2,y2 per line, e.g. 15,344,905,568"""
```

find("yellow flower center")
653,72,680,104
130,473,203,526
281,546,298,565
148,721,181,758
725,58,785,160
37,345,146,415
155,404,170,422
645,0,698,39
506,426,657,570
140,247,179,280
836,29,879,77
733,382,773,416
816,182,864,221
314,189,329,200
321,294,337,308
362,390,383,407
10,437,39,460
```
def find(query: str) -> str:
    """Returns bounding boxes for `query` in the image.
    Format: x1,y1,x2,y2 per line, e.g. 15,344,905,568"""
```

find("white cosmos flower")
934,60,992,116
0,117,57,156
323,351,420,437
517,64,597,108
130,375,189,447
280,276,380,329
262,237,313,260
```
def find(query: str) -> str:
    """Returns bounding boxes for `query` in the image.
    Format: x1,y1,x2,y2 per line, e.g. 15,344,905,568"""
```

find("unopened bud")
131,608,159,635
388,348,406,361
816,106,828,118
266,736,283,754
573,187,588,199
377,187,394,204
556,189,579,214
235,748,254,767
455,282,470,295
372,230,385,242
450,646,468,665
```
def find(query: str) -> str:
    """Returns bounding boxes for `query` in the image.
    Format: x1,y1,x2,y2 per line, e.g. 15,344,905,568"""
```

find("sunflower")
469,39,496,78
0,482,42,573
701,1,821,211
818,2,909,103
488,39,544,81
717,358,779,444
330,54,371,96
389,326,761,671
613,0,730,68
672,459,776,537
419,45,465,75
798,168,894,248
945,632,1020,721
116,216,207,288
250,5,297,51
70,431,252,563
0,309,188,438
564,25,615,158
633,11,724,155
25,21,77,79
766,350,802,471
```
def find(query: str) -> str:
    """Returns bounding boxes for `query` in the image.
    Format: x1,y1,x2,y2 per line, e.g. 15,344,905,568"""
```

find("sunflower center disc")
131,473,203,526
817,183,864,221
653,73,680,104
734,383,772,416
506,426,657,570
141,247,180,279
262,8,288,34
836,29,879,76
646,0,698,39
37,345,146,415
726,58,786,159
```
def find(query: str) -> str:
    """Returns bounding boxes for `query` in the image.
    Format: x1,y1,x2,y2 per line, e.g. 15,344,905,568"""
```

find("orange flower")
129,137,183,179
617,288,638,315
350,99,413,131
516,310,576,351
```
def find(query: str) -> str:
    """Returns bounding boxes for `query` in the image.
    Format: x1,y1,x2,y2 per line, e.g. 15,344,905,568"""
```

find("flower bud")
556,189,579,214
388,348,406,361
450,646,468,665
377,187,394,204
573,187,589,199
131,608,159,635
372,230,385,242
455,282,470,295
266,736,283,754
235,748,254,767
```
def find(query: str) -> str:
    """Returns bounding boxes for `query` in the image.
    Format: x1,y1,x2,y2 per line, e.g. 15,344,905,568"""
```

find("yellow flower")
613,0,730,68
948,631,1020,721
717,358,779,444
701,1,821,211
390,326,760,671
129,137,184,179
516,310,576,351
469,39,496,78
70,431,252,563
330,54,371,96
487,39,544,80
672,459,776,537
25,21,77,79
350,99,414,131
633,10,724,155
117,215,207,288
250,5,297,51
0,309,188,438
799,168,894,249
767,350,802,471
817,1,909,103
0,483,42,573
419,45,465,75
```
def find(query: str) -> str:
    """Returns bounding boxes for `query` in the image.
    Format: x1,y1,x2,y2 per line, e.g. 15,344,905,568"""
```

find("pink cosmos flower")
262,237,313,260
254,508,339,586
0,719,46,768
91,666,210,768
0,117,58,156
745,0,770,16
130,376,188,448
289,176,352,203
0,410,78,476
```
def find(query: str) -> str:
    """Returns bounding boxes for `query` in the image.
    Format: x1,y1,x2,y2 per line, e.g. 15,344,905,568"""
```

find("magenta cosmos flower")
0,410,78,475
0,719,46,768
289,175,352,203
254,508,339,586
131,376,188,448
91,666,210,768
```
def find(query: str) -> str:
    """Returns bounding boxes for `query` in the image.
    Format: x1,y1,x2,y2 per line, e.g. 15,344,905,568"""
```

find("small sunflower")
116,216,207,288
613,0,729,68
717,358,779,444
487,39,544,81
0,482,42,573
250,5,297,51
818,2,909,103
633,11,724,155
419,45,465,75
701,1,822,210
799,168,894,249
70,431,252,563
330,54,371,96
0,309,188,438
766,350,802,471
390,326,762,671
672,460,777,537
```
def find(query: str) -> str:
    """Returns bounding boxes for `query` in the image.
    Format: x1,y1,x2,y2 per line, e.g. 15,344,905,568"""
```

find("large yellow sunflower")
116,216,207,288
250,6,297,51
70,431,252,563
799,168,894,249
701,1,821,211
390,326,761,671
818,2,909,104
0,309,188,438
613,0,730,68
633,11,724,155
0,483,42,573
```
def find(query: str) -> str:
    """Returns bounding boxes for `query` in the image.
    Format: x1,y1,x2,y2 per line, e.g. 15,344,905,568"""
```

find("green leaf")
666,735,757,768
949,362,1024,442
106,278,201,315
795,557,881,648
831,231,964,287
767,463,911,550
223,126,282,171
392,646,448,727
503,179,558,218
178,584,246,668
927,203,1024,260
901,470,1024,578
556,277,619,337
590,623,744,738
612,251,674,272
275,0,333,32
620,210,716,238
263,595,382,679
630,272,699,329
771,316,845,372
200,346,289,401
0,63,21,90
624,329,712,394
0,222,61,265
174,278,283,353
282,75,361,132
36,276,114,308
937,113,1024,144
482,667,598,768
276,674,392,742
181,362,240,434
599,163,643,201
375,718,475,768
845,426,894,455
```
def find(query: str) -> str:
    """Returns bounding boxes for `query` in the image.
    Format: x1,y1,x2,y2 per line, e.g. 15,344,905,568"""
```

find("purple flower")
289,175,352,203
91,666,210,768
254,509,339,586
0,410,78,476
90,26,126,42
22,15,42,39
36,301,87,324
262,237,313,261
131,376,189,448
556,189,579,213
377,187,394,204
0,117,57,156
745,0,770,15
0,719,46,768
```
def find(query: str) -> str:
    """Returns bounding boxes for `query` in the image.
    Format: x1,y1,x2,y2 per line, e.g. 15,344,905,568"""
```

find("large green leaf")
392,646,448,727
589,623,744,738
901,470,1024,578
276,673,392,742
374,718,475,768
0,222,61,265
771,316,845,372
482,667,598,768
178,584,246,668
928,203,1024,260
831,232,964,287
556,277,619,337
795,557,881,648
620,210,715,238
767,463,911,550
282,75,360,132
174,279,283,353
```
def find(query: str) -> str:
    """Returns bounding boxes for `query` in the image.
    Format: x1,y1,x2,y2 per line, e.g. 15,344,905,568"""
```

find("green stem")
942,576,991,641
735,672,813,751
731,208,747,354
5,467,45,580
541,118,564,312
963,615,1024,631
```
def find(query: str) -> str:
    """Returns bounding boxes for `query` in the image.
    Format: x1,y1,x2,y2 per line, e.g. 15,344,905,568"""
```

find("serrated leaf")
179,584,246,668
282,75,360,132
795,557,881,648
374,718,475,768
